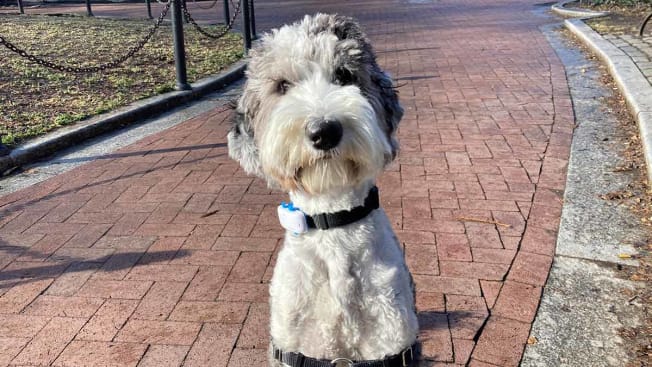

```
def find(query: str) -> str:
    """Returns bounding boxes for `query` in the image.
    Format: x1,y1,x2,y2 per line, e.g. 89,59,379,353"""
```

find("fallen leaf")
618,253,633,259
527,336,538,345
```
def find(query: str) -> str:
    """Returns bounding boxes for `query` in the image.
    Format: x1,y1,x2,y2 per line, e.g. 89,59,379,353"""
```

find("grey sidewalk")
604,33,652,81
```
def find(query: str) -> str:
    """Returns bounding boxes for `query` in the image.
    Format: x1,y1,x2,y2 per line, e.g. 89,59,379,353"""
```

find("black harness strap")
305,186,380,230
272,343,418,367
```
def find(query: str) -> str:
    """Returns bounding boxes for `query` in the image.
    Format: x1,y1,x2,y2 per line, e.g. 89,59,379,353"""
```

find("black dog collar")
306,186,379,230
278,186,380,233
272,342,418,367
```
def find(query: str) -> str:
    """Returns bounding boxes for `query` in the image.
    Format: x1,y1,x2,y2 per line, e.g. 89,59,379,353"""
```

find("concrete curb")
565,18,652,183
0,60,247,175
522,22,645,367
551,0,609,18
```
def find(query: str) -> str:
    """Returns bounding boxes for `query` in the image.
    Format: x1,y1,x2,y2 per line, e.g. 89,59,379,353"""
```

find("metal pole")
249,0,255,39
85,0,93,16
171,0,191,90
0,140,9,157
17,0,24,14
241,0,251,51
640,12,652,37
223,0,229,25
146,0,153,19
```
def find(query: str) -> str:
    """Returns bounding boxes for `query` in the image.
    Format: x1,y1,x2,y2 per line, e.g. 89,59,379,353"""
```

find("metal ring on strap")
330,358,354,367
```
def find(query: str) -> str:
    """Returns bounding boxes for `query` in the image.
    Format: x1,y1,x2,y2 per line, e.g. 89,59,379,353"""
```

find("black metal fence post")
146,0,153,19
17,0,24,14
249,0,256,39
241,0,251,51
640,12,652,37
85,0,93,16
0,142,9,157
171,0,191,90
223,0,230,25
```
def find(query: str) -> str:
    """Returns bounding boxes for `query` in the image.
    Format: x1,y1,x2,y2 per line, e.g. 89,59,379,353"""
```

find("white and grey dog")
228,13,419,366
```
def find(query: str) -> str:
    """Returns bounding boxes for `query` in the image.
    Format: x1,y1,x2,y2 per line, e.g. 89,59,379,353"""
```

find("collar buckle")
331,358,354,367
401,345,414,367
311,213,330,230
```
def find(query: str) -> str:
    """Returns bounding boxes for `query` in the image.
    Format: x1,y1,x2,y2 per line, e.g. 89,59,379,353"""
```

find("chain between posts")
191,0,219,10
0,1,171,73
640,12,652,37
182,0,241,39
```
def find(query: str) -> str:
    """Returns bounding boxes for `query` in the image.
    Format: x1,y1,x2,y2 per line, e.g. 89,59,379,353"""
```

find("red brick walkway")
0,1,573,366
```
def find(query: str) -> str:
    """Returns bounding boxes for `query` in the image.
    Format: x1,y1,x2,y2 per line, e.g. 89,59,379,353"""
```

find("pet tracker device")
277,202,309,234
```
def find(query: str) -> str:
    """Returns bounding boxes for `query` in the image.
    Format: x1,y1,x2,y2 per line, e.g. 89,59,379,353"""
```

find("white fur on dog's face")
228,13,403,194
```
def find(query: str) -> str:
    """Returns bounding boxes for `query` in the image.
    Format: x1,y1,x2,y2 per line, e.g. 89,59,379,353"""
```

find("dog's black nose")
308,120,343,151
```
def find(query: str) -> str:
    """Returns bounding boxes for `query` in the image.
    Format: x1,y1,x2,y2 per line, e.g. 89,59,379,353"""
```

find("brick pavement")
0,0,574,365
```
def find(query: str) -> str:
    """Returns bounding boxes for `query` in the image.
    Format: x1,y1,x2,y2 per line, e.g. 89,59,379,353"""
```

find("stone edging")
0,60,247,175
551,0,609,18
565,18,652,183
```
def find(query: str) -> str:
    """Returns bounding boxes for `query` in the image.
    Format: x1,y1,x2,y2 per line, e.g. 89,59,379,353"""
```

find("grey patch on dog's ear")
330,15,373,64
372,69,404,134
331,15,365,42
324,14,403,158
371,68,403,160
227,102,263,178
305,13,361,41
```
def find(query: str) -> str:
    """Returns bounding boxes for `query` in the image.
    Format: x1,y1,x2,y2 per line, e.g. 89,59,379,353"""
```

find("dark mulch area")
573,1,652,35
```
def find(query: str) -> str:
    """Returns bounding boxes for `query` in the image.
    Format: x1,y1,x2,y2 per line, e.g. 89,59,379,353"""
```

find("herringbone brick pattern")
0,0,574,365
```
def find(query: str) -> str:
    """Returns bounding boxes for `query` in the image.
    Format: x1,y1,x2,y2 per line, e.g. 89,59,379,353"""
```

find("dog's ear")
328,14,403,159
330,14,365,42
371,68,403,159
227,93,264,178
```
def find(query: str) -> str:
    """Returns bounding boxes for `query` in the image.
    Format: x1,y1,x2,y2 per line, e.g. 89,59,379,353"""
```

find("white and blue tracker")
277,202,309,234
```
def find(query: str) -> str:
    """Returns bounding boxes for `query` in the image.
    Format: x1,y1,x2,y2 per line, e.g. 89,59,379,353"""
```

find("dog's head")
228,13,403,194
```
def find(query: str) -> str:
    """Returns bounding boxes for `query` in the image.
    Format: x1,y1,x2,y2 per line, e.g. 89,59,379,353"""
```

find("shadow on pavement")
0,237,191,288
49,143,227,165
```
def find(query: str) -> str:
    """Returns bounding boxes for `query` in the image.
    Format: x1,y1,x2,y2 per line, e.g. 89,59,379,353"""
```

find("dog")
227,13,419,366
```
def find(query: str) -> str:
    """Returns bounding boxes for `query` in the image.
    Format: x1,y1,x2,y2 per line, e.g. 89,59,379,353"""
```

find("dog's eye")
334,68,356,85
277,80,291,95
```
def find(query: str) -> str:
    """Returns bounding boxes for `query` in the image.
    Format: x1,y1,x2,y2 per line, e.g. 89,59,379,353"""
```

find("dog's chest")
274,231,374,356
269,214,417,360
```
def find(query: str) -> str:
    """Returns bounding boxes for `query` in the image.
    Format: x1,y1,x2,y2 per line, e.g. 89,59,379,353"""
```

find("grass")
0,13,243,146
